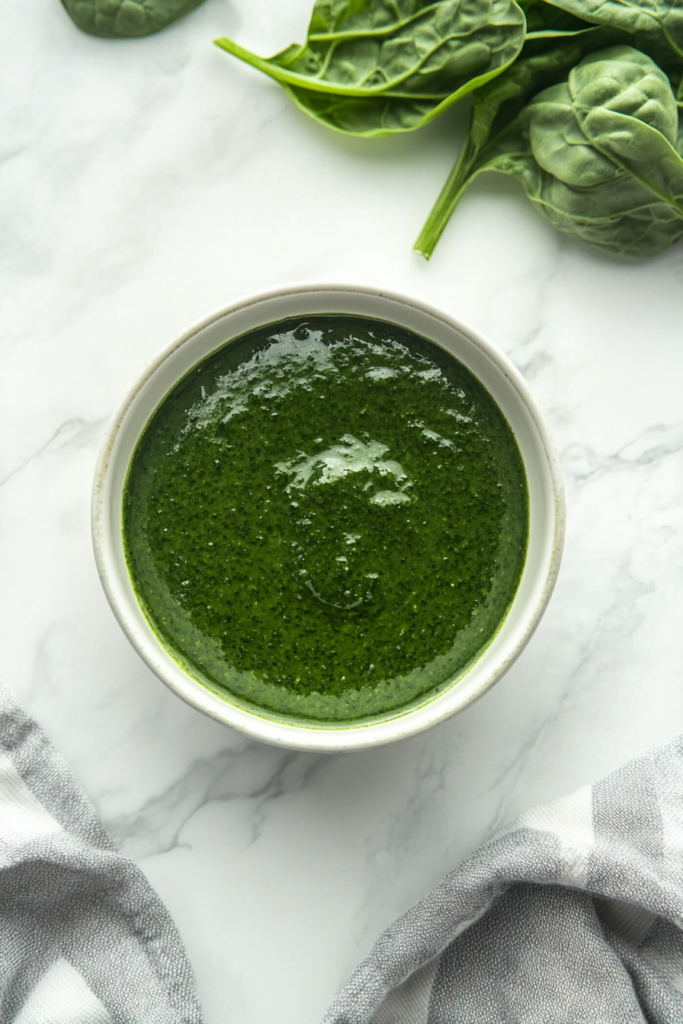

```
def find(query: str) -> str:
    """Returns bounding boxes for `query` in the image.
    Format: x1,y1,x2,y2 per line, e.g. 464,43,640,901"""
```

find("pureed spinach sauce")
123,315,528,723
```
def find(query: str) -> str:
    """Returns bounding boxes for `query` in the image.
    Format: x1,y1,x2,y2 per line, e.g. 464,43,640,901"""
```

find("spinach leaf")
415,24,624,254
61,0,206,37
421,46,683,257
541,0,683,70
215,0,527,137
521,0,594,39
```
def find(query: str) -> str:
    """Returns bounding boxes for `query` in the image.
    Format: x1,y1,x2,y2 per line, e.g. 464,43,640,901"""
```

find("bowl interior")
93,285,564,751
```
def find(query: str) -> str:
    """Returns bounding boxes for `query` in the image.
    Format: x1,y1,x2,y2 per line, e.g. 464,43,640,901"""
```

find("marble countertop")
4,2,683,1021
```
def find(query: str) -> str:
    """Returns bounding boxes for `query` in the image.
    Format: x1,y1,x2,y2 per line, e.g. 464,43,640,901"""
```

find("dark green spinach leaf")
542,0,683,70
215,0,527,136
415,24,626,254
521,0,594,38
61,0,206,37
419,46,683,257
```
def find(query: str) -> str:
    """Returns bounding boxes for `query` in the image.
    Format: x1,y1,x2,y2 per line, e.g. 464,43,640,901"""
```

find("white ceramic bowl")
92,284,564,751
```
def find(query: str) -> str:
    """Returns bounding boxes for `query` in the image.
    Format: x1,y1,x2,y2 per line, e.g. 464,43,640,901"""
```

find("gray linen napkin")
322,736,683,1024
0,683,202,1024
5,674,683,1024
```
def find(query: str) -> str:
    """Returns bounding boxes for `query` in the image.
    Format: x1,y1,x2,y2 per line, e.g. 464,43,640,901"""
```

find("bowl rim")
92,282,565,751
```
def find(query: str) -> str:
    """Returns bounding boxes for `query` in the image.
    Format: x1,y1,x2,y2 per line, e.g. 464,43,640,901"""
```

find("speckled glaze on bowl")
92,284,565,751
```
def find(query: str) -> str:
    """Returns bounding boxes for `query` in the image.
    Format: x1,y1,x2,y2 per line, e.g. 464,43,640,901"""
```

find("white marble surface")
3,2,683,1021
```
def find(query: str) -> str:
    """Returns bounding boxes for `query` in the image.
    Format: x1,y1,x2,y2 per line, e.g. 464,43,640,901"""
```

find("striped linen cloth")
0,683,201,1024
3,677,683,1023
322,737,683,1024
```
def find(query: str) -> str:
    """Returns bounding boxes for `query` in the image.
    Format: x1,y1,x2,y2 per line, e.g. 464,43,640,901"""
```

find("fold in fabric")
0,683,202,1024
322,738,683,1024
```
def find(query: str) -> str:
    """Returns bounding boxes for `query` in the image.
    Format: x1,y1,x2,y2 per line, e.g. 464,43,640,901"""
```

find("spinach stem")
214,36,452,99
414,132,480,259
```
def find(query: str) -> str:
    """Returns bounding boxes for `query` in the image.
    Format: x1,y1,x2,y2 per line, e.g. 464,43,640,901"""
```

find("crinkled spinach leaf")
215,0,527,137
61,0,207,37
421,46,683,257
415,23,625,253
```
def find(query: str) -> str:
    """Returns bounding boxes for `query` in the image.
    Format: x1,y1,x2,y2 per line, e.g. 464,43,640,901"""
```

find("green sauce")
122,315,528,723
